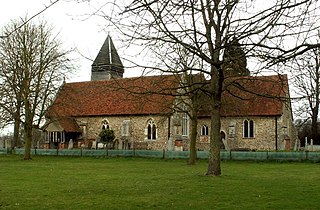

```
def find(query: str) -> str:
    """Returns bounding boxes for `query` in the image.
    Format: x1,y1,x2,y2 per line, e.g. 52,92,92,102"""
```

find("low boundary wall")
1,148,320,161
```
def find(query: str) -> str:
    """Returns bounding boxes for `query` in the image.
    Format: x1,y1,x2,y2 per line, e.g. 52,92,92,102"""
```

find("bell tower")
91,35,124,81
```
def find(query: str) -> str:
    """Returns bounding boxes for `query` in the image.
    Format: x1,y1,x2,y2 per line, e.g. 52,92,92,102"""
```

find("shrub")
99,129,115,143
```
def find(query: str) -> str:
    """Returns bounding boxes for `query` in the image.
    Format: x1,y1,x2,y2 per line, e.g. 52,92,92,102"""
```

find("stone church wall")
75,115,171,150
69,101,296,151
197,112,296,151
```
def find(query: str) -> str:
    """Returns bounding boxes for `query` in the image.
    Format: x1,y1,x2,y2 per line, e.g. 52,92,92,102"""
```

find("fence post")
305,150,308,161
162,149,165,159
56,147,59,156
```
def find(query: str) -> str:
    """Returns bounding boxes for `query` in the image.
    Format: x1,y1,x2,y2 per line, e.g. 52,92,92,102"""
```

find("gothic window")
102,120,110,130
182,112,188,136
122,120,131,137
228,124,236,138
146,119,157,140
201,125,209,136
243,119,254,138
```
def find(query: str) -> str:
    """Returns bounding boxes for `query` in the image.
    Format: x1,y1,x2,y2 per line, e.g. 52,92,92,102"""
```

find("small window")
147,123,152,139
201,125,209,136
182,112,188,136
228,122,236,138
102,120,110,130
243,119,254,138
122,120,130,137
147,119,157,140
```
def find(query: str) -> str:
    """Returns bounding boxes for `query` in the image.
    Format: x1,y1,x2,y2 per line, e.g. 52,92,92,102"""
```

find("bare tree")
0,56,23,148
184,74,207,165
291,47,320,145
90,0,320,175
161,46,206,164
0,18,72,159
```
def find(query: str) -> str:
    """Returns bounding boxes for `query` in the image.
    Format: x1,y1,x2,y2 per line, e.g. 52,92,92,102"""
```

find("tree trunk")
24,123,32,160
23,100,33,160
311,62,319,144
311,108,318,144
206,65,223,176
206,105,221,176
12,109,20,149
188,117,198,165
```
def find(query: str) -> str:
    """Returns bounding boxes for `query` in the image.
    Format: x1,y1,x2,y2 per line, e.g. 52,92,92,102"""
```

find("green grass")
0,155,319,210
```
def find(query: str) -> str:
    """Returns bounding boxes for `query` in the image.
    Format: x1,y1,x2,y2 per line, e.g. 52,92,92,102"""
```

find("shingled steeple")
91,35,124,81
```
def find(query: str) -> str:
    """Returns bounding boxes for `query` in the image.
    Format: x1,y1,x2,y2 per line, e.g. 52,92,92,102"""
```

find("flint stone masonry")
76,115,170,150
196,102,296,151
66,92,296,151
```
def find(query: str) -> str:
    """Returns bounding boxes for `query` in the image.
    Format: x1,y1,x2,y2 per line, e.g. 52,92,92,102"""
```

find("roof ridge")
67,73,179,85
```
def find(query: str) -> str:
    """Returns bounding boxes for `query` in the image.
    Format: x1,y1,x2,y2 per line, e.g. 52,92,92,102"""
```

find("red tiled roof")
210,74,288,117
42,117,81,132
59,118,81,132
47,74,289,119
46,74,179,117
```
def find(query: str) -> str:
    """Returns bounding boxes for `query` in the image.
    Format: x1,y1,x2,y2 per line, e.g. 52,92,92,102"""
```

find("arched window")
152,123,156,140
102,120,110,130
182,112,188,136
122,120,131,137
147,119,157,140
243,119,254,138
201,125,209,136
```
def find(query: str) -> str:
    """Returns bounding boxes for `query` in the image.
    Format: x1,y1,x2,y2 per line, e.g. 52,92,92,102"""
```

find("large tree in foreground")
94,0,320,175
0,18,72,159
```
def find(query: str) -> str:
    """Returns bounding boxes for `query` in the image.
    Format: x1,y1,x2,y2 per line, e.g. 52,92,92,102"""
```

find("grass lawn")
0,155,319,210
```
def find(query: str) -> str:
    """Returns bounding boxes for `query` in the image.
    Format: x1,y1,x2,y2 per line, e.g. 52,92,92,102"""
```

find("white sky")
0,0,139,82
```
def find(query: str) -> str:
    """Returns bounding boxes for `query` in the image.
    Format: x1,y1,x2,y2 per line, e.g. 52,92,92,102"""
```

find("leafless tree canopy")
0,18,71,125
290,46,320,143
92,1,318,74
0,18,73,158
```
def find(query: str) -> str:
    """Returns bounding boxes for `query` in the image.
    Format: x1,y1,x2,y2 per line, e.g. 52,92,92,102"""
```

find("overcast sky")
0,0,137,82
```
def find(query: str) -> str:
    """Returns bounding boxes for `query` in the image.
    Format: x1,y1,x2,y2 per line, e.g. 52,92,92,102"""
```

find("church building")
42,35,297,151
